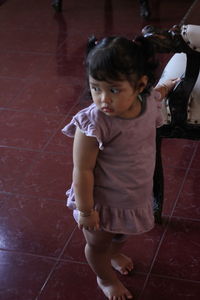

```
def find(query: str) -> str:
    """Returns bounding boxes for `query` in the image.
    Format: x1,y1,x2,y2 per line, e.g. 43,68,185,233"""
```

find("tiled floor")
0,0,199,299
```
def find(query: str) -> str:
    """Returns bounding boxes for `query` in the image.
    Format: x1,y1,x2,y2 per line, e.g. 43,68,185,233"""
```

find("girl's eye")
91,86,101,93
110,88,120,94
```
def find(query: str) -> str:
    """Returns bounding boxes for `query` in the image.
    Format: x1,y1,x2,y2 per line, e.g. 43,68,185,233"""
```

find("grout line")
137,220,170,299
0,227,87,264
2,81,28,107
40,97,82,152
150,272,200,284
0,248,58,261
0,145,72,159
179,0,199,26
35,225,78,300
138,220,176,298
169,142,199,218
0,145,44,153
138,142,199,298
0,106,66,116
0,190,68,202
162,214,200,223
0,144,72,156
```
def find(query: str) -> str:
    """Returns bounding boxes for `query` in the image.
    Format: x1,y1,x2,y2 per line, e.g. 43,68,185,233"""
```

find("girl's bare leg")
110,240,134,275
83,229,133,300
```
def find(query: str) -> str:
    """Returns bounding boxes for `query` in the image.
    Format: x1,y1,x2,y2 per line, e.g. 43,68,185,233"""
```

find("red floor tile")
0,250,55,300
162,167,187,215
0,78,26,106
6,80,79,115
0,194,75,256
0,110,62,150
152,218,200,281
173,169,200,219
0,8,57,32
12,152,72,199
0,147,39,192
35,54,86,82
190,142,200,170
123,222,169,273
0,52,49,79
44,120,74,154
38,261,104,300
61,226,86,263
0,28,60,54
141,275,200,300
161,138,198,169
38,260,147,300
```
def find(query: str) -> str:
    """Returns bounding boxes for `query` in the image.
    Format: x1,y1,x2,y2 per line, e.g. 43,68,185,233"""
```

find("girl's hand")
155,77,180,100
78,210,100,231
162,78,180,94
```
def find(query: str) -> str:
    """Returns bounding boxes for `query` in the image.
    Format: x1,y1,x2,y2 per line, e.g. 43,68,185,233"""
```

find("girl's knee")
83,229,114,250
85,235,111,251
85,242,108,253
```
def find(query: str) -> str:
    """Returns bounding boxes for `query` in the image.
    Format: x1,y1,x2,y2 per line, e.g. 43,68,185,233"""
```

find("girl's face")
89,75,147,119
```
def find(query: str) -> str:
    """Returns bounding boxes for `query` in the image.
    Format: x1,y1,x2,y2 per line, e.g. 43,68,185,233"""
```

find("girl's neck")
120,95,142,119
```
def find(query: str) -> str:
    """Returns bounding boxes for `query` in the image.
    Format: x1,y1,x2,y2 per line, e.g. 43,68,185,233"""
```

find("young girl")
62,35,178,300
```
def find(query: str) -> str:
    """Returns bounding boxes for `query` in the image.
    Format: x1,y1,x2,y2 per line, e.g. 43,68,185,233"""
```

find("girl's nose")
101,92,112,103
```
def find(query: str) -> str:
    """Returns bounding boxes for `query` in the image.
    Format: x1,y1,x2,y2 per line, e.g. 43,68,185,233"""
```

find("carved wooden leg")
52,0,62,12
139,0,151,19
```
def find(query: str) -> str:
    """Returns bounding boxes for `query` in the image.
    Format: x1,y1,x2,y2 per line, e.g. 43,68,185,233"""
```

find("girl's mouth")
102,107,114,113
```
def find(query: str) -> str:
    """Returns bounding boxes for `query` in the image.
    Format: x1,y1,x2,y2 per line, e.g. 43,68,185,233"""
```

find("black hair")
85,35,158,96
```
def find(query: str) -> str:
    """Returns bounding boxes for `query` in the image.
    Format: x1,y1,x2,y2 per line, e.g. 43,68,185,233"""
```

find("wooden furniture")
52,0,62,12
143,23,200,223
52,0,151,17
139,0,150,19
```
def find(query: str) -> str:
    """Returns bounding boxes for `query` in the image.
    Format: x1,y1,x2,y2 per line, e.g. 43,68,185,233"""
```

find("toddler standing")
62,35,178,300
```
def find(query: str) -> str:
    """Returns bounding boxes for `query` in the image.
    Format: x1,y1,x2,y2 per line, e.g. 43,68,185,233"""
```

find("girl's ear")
137,75,148,93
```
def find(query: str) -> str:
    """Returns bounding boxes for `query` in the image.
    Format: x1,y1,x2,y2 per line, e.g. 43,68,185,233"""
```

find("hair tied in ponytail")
86,35,98,55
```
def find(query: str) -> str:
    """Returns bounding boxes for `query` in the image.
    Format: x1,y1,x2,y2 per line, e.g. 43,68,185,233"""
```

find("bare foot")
111,253,134,275
97,276,133,300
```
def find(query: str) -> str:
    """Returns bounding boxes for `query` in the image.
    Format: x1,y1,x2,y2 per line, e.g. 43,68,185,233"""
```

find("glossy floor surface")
0,0,200,299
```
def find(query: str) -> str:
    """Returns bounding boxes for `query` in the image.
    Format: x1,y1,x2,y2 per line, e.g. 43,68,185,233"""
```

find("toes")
127,263,134,274
122,271,128,275
121,264,133,275
111,292,133,300
126,293,133,299
120,268,128,275
111,254,134,276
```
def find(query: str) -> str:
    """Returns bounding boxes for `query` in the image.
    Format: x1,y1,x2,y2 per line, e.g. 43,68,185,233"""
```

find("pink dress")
62,90,163,235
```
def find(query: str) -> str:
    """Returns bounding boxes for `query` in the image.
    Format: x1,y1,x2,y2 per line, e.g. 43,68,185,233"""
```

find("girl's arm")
154,78,180,100
73,127,100,230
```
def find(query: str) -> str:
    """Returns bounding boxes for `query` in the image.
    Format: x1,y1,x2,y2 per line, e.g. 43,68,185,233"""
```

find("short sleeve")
62,104,110,150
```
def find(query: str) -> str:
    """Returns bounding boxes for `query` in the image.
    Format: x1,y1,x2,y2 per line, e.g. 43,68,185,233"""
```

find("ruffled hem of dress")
66,188,154,235
95,203,154,235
